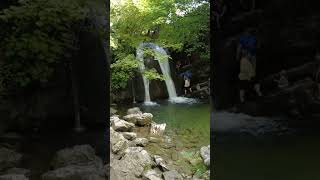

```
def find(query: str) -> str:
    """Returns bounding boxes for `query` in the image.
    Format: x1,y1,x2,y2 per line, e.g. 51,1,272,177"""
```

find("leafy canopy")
0,0,101,96
110,0,209,90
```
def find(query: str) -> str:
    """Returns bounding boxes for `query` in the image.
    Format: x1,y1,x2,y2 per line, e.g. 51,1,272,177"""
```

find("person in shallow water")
184,75,192,95
238,50,262,103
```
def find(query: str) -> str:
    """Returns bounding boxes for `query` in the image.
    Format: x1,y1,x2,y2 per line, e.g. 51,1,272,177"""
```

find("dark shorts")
184,86,191,91
239,78,259,90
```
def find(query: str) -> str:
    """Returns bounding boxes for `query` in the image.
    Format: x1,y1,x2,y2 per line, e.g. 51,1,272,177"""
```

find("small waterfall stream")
137,42,196,105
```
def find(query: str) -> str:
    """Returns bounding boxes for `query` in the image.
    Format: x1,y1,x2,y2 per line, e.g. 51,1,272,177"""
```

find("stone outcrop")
111,147,154,179
42,145,105,180
111,116,135,132
200,145,210,167
123,113,153,126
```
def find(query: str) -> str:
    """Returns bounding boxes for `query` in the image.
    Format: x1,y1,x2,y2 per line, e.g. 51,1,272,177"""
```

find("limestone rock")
142,169,163,180
0,148,22,171
134,138,149,147
149,137,161,143
123,113,153,126
150,123,166,136
127,107,142,115
200,145,210,167
50,145,103,169
0,174,28,180
122,132,137,140
110,128,128,154
112,116,135,132
163,170,183,180
153,155,169,172
41,165,105,180
111,147,153,179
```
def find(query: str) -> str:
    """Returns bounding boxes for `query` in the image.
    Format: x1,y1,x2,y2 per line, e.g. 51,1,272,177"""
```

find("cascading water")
137,42,197,105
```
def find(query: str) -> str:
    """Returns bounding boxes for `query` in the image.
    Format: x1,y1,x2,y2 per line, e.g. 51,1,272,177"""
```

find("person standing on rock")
237,28,262,101
238,49,262,103
184,75,192,95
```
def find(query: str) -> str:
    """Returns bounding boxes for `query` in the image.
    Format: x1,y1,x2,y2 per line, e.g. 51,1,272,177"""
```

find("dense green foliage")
0,0,101,96
110,0,209,90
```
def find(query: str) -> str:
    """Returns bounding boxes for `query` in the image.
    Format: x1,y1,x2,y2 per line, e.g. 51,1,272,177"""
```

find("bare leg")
240,89,245,103
189,88,192,93
185,89,187,95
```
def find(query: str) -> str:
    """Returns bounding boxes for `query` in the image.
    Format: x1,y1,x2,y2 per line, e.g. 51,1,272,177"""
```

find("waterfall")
154,46,177,99
137,42,197,105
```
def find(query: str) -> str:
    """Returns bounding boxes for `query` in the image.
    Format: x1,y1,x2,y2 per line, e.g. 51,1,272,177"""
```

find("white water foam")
168,96,199,104
143,101,159,106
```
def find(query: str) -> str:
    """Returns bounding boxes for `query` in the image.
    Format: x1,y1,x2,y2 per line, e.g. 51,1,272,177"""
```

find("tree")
0,0,102,96
110,0,209,91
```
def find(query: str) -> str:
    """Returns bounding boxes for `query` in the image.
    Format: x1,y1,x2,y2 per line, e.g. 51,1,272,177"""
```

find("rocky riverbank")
109,107,211,180
0,143,106,180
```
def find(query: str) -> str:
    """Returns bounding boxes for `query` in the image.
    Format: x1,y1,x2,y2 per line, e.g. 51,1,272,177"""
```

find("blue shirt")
240,34,257,55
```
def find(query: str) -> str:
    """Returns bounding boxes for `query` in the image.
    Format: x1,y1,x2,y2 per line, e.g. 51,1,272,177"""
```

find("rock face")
123,113,153,126
0,148,22,172
111,147,153,179
150,123,166,136
163,170,183,180
111,116,135,132
42,145,105,180
200,145,210,167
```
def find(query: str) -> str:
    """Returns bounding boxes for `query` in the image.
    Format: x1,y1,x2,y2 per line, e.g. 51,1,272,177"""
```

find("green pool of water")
141,101,210,146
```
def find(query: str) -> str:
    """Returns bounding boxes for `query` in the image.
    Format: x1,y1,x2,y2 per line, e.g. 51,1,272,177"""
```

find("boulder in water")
163,170,183,180
0,148,22,172
200,145,210,167
111,116,135,132
150,122,166,136
127,107,142,115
